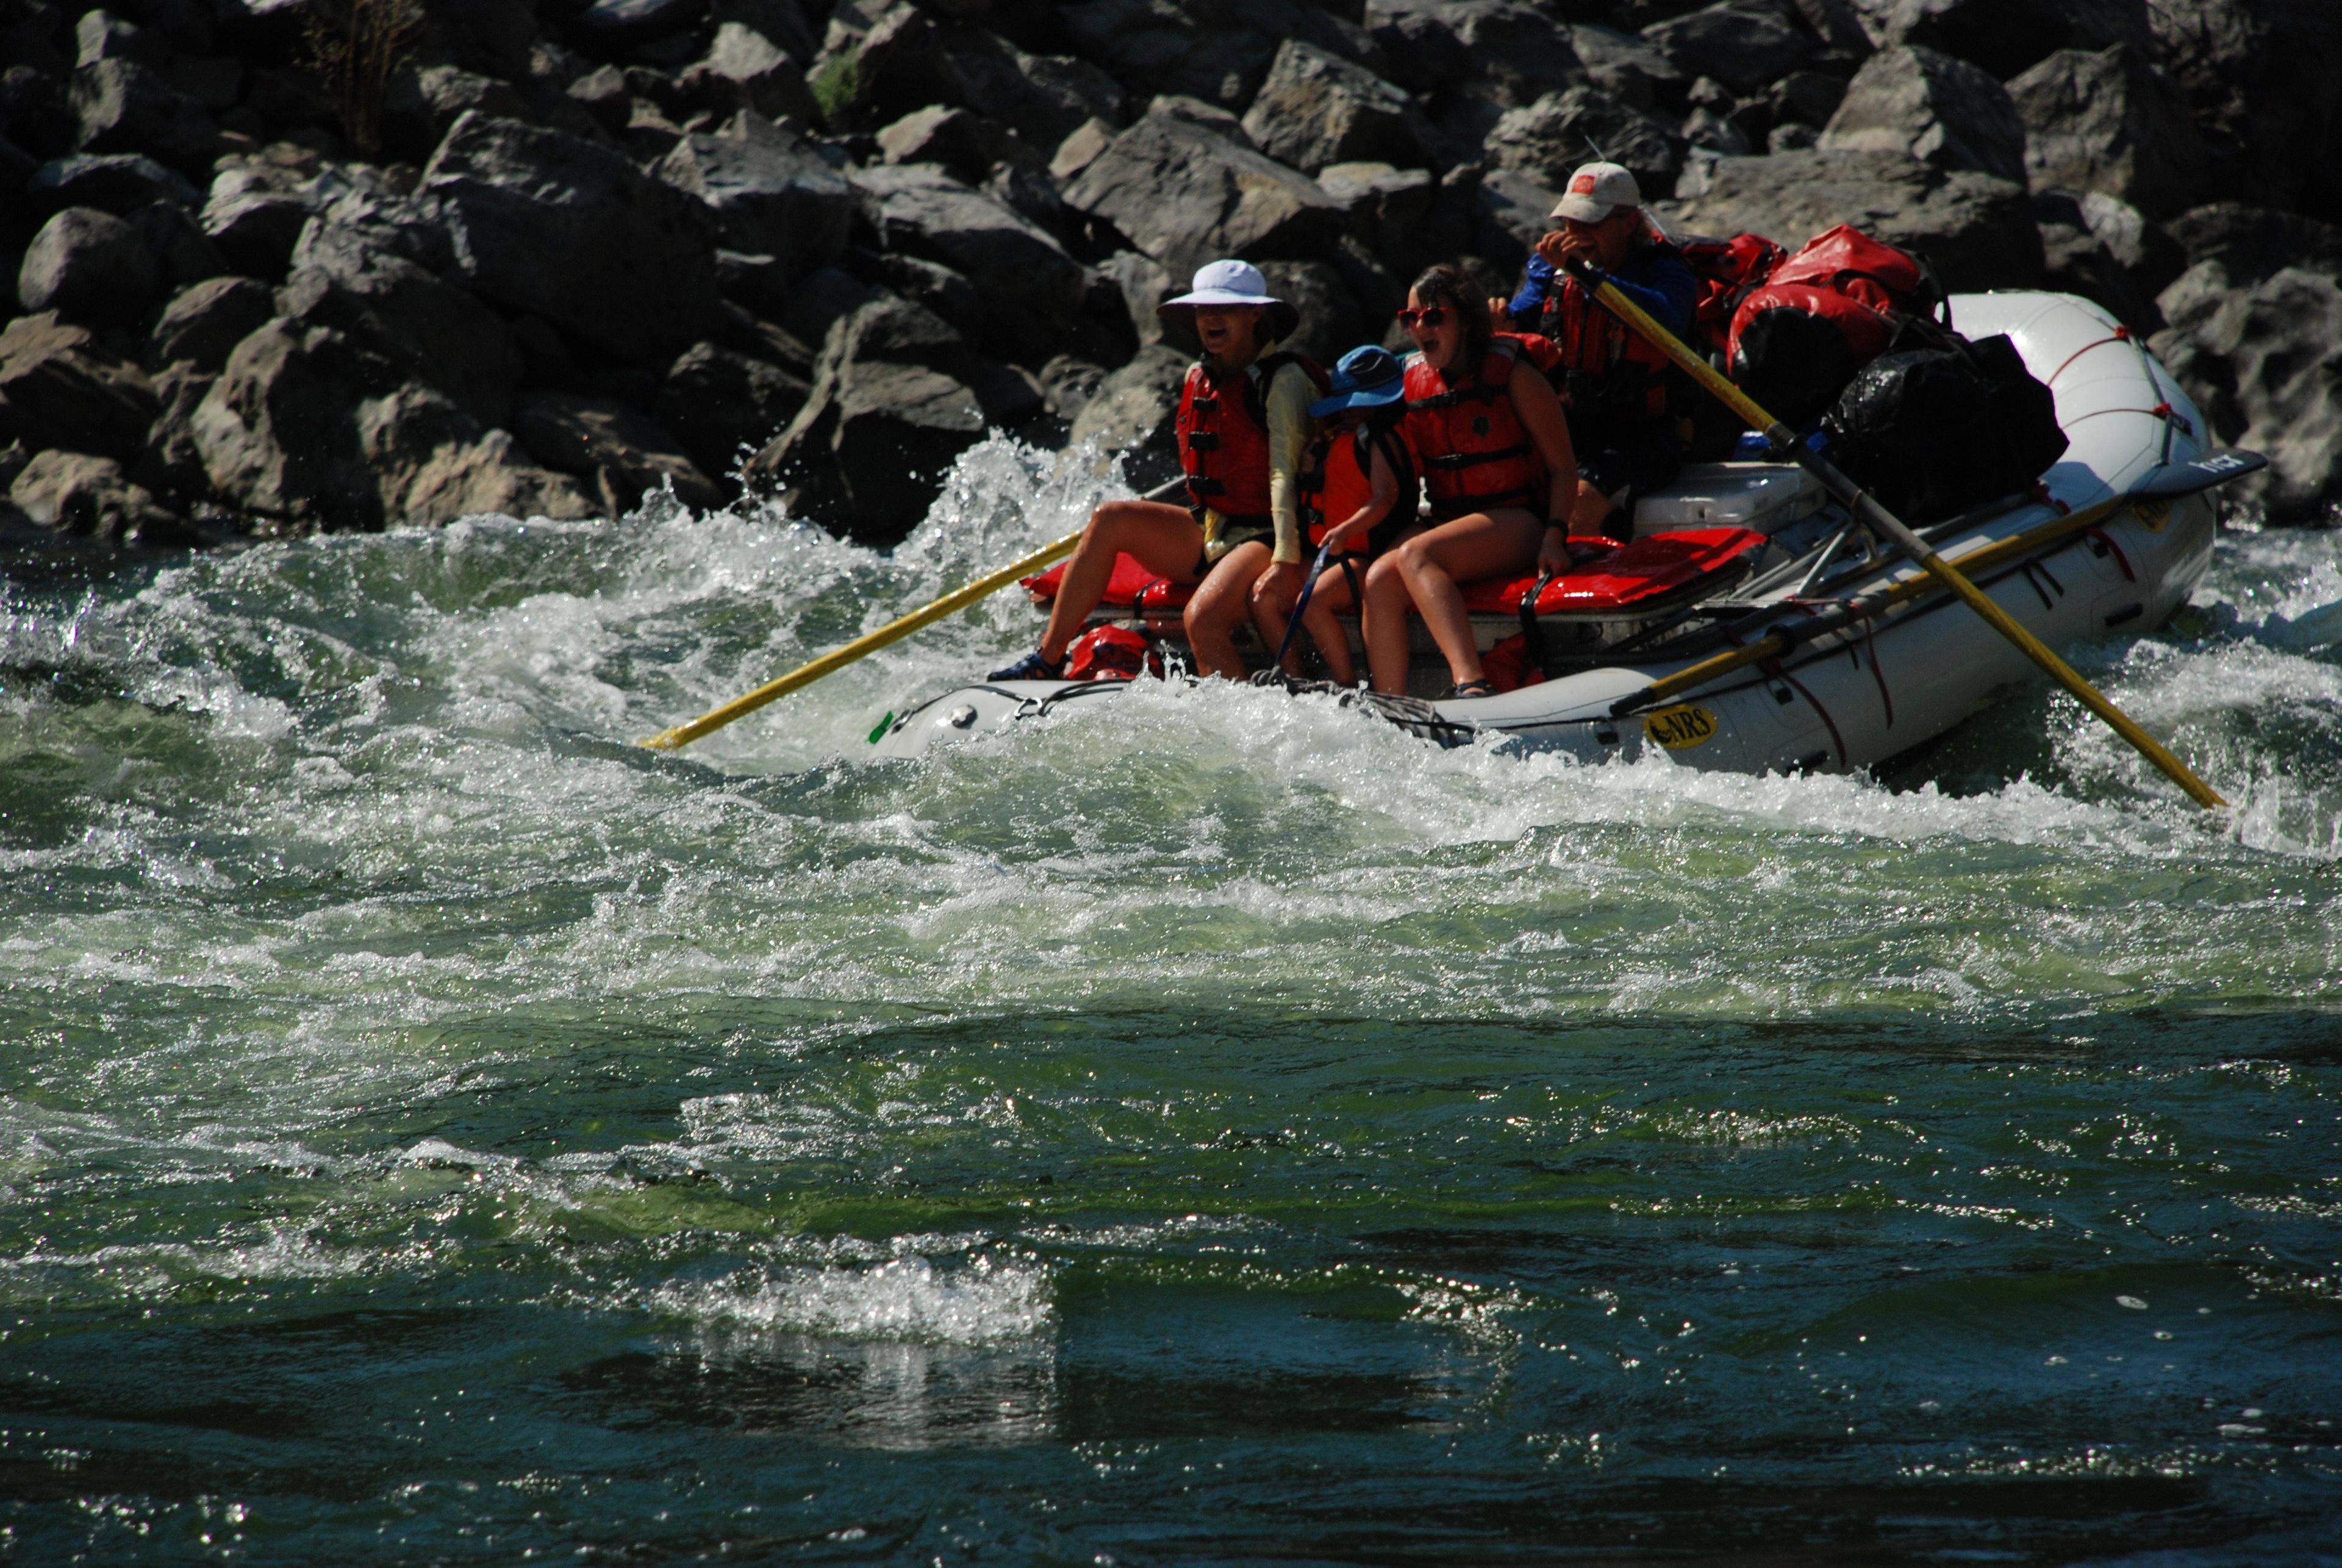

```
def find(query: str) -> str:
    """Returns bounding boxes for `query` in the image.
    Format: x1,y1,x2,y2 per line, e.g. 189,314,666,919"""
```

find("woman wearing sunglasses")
1362,265,1577,697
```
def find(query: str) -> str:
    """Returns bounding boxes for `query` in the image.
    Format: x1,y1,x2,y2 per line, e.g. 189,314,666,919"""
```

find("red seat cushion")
1022,553,1195,611
1463,528,1767,615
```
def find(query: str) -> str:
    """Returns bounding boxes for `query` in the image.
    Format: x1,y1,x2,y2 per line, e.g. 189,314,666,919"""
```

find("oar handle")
1563,257,2226,809
1272,542,1336,670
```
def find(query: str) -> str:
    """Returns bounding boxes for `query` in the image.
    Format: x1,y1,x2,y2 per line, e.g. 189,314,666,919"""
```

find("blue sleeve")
1506,252,1556,325
1604,254,1698,338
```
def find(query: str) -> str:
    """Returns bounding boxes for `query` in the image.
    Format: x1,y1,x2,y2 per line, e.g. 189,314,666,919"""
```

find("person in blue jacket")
1497,162,1700,542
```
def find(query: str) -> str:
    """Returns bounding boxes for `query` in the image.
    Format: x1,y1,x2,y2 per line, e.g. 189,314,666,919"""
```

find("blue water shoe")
987,648,1067,681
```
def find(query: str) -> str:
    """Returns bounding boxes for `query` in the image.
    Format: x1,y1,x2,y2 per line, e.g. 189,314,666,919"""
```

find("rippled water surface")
4,442,2340,1564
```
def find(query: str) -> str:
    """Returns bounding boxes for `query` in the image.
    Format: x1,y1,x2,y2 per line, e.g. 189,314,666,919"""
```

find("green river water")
2,437,2339,1563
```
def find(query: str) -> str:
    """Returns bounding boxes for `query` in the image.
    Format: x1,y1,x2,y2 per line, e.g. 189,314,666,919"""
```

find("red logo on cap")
1570,174,1599,193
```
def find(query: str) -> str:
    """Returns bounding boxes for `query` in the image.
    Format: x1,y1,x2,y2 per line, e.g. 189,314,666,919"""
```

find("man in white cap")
990,259,1325,681
1495,161,1699,541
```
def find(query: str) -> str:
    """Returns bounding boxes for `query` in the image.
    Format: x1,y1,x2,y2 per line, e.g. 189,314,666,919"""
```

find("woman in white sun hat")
989,259,1326,682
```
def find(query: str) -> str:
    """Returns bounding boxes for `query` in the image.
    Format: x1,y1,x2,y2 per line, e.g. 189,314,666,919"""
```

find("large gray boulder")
1472,166,1561,268
1661,148,2042,288
1062,0,1382,111
1239,41,1428,177
2152,263,2342,520
1642,1,1813,97
1569,23,1688,110
2146,0,2340,223
851,164,1087,353
684,21,818,127
424,112,718,363
70,58,217,171
2165,202,2342,287
0,311,158,462
192,321,592,531
745,295,1023,542
653,340,811,480
2008,43,2209,220
76,11,173,71
151,274,275,373
28,152,199,215
9,449,184,544
1065,343,1189,485
275,231,523,428
1818,44,2026,184
512,392,723,514
123,198,224,291
655,127,853,285
1061,108,1349,282
1318,162,1441,276
16,206,160,326
362,390,600,528
1254,259,1368,363
1485,85,1685,200
1848,0,2144,81
1367,1,1586,110
848,9,1123,148
201,163,324,280
188,320,379,527
288,187,459,279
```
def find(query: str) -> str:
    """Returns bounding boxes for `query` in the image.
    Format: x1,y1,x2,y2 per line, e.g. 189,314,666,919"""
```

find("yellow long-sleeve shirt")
1260,356,1319,566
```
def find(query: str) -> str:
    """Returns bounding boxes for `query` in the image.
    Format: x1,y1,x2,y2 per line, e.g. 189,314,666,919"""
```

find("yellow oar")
639,479,1185,751
1563,257,2227,810
1611,453,2260,718
640,528,1078,750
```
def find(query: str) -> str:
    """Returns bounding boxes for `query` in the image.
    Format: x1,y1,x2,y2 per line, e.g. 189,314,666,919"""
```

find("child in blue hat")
1250,345,1419,686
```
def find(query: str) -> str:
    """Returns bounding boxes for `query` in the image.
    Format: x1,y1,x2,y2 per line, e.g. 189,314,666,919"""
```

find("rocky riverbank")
4,0,2338,555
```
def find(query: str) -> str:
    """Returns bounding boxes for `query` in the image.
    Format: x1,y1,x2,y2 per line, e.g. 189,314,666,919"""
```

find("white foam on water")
646,1251,1051,1346
4,439,2338,1175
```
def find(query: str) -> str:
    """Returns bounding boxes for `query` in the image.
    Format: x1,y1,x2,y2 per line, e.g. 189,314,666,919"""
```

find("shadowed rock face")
0,0,2334,544
423,112,718,363
1661,148,2043,292
1819,45,2028,185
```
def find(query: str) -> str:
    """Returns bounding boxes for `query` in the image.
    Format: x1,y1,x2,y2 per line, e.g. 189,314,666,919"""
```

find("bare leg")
1392,509,1544,686
1039,499,1203,660
1298,568,1359,686
1183,539,1273,679
1362,553,1416,694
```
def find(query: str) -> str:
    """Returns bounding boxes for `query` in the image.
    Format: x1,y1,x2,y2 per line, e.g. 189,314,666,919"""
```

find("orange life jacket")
1175,351,1327,523
1299,420,1415,550
1540,241,1688,421
1401,339,1547,520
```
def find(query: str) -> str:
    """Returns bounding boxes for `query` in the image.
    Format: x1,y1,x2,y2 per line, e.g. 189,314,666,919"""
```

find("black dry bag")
1822,333,2069,523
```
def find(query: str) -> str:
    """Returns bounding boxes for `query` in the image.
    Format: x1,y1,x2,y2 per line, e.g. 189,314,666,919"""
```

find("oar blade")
2135,448,2268,498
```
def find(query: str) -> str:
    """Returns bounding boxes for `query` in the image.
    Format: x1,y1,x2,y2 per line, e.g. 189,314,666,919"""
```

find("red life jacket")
1175,350,1327,524
1401,339,1548,521
1298,420,1415,549
1539,242,1689,421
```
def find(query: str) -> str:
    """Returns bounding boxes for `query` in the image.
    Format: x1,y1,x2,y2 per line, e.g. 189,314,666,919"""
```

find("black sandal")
1442,678,1497,700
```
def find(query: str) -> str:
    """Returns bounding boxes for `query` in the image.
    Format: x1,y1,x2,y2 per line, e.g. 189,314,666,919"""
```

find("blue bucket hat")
1309,344,1408,419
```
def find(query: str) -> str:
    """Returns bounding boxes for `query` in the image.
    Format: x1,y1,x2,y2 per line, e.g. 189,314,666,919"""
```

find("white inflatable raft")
873,292,2260,776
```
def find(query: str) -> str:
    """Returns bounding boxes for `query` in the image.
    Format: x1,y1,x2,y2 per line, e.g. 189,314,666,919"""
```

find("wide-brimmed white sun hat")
1158,259,1300,340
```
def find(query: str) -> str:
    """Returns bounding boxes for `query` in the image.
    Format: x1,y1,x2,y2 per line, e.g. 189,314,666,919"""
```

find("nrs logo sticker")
1643,704,1719,750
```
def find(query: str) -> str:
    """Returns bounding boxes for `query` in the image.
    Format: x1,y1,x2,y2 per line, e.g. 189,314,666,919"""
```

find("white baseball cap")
1551,161,1641,222
1158,258,1298,339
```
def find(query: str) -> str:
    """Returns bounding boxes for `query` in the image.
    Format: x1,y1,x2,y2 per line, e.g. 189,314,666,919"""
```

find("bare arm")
1508,356,1577,526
